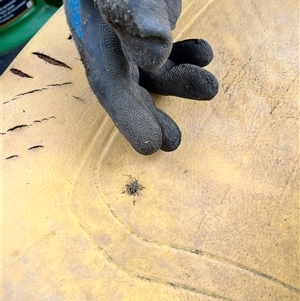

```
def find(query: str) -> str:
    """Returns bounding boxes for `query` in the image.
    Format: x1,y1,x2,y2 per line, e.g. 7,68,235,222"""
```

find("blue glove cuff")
64,0,82,39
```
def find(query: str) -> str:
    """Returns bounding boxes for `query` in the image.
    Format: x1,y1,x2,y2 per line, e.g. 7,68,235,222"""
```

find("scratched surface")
1,1,299,300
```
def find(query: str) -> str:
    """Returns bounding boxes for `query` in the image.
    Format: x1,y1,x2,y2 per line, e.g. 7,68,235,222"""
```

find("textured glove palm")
65,0,218,155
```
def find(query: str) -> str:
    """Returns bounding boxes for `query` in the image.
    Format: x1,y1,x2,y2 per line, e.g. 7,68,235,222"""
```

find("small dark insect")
122,173,145,205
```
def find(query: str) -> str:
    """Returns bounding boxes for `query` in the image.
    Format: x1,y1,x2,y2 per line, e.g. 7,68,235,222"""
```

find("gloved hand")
64,0,218,155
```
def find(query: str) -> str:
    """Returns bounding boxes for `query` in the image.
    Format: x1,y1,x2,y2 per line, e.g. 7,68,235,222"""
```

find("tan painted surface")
1,1,299,300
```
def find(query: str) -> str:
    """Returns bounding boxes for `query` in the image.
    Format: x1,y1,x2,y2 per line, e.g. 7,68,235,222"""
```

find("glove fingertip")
170,39,214,67
160,132,181,152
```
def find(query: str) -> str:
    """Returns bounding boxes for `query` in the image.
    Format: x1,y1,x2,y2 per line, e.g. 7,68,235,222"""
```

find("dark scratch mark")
32,52,72,69
10,68,33,78
28,145,44,150
15,88,48,98
3,87,47,103
6,155,19,160
5,117,56,133
168,282,176,288
270,102,279,115
190,249,204,255
7,124,28,132
47,82,72,87
72,95,84,101
2,81,71,105
33,116,56,124
68,34,72,40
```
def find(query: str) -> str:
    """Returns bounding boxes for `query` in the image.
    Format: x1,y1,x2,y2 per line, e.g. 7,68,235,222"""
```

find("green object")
0,0,62,55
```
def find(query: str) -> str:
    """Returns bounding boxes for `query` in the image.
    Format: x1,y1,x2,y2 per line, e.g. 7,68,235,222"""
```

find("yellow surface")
1,1,299,300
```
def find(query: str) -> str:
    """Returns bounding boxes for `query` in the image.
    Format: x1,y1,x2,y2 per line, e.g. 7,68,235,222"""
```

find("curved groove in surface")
95,165,300,294
68,126,300,301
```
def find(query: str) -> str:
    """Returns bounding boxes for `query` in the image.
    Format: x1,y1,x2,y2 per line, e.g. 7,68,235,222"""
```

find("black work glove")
64,0,218,155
